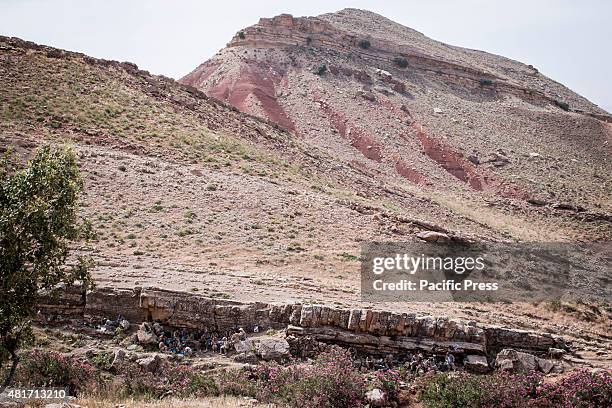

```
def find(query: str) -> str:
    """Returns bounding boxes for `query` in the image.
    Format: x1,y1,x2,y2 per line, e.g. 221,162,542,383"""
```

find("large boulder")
495,349,555,373
233,352,259,364
233,336,290,361
464,355,490,373
496,349,537,372
136,353,165,373
536,357,555,374
234,338,256,354
255,337,290,361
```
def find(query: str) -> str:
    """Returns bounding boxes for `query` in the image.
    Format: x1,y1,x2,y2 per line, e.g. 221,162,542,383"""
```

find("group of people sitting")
148,323,253,356
96,314,130,334
133,319,458,372
357,350,456,375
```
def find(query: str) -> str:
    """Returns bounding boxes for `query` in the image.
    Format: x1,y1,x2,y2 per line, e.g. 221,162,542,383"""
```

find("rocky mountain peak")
180,9,611,219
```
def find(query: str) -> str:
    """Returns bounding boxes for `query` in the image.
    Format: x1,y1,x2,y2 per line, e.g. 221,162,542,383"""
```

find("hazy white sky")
1,0,610,112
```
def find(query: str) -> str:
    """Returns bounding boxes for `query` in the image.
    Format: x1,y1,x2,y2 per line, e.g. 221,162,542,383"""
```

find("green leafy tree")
0,145,93,389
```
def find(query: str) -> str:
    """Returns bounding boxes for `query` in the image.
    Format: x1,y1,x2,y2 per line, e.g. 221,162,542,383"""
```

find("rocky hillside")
1,34,511,310
182,9,611,244
0,14,610,367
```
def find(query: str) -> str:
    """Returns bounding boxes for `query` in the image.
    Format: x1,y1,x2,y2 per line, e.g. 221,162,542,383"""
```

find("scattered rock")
529,152,541,158
112,349,126,366
491,152,510,167
467,154,480,165
126,344,142,352
373,86,393,95
118,318,130,330
375,68,391,78
365,388,386,406
433,108,443,114
464,355,490,373
552,202,585,212
233,352,259,364
416,231,450,243
548,347,566,359
136,353,165,373
527,198,549,206
537,357,554,374
357,90,376,102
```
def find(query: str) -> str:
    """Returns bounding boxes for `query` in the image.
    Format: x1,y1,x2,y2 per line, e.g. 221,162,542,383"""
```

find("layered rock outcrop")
38,286,567,357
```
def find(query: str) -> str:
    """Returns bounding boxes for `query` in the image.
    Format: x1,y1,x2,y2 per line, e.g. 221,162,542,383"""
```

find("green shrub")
315,64,327,76
554,99,570,111
372,369,402,403
394,57,409,68
339,252,358,261
358,39,371,49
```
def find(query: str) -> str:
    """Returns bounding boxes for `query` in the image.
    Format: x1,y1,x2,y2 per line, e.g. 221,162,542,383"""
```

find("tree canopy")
0,145,93,388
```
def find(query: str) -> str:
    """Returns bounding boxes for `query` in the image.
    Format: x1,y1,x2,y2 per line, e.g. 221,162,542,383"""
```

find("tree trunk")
0,349,19,393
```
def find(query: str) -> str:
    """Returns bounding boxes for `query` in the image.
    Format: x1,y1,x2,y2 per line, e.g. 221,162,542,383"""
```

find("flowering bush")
419,369,611,408
252,347,366,407
17,350,96,394
419,371,541,407
530,369,612,408
215,368,258,398
117,361,218,399
371,369,402,402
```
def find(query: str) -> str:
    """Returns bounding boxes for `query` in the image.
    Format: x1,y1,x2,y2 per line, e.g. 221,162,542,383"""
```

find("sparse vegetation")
394,57,409,68
555,99,570,111
177,228,195,237
339,252,358,261
358,39,371,49
287,242,305,252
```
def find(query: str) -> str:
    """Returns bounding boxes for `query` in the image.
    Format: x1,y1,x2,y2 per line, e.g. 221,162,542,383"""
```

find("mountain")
181,8,611,244
0,8,610,357
1,33,506,309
